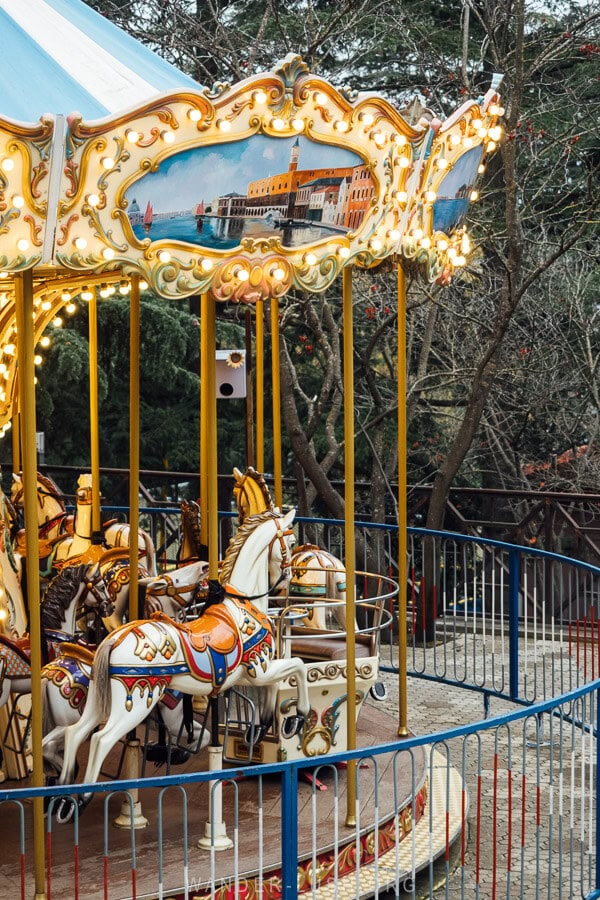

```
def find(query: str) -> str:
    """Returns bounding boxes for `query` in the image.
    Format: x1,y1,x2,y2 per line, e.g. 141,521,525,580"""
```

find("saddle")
150,607,238,655
0,633,31,663
53,641,96,667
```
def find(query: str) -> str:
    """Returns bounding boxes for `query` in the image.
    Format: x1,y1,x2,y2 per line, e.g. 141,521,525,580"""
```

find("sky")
125,135,362,213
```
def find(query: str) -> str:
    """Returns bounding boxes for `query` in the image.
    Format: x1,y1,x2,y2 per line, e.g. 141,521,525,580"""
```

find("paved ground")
375,638,596,898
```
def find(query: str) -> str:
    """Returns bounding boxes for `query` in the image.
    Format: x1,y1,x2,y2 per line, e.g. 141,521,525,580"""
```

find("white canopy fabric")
0,0,201,121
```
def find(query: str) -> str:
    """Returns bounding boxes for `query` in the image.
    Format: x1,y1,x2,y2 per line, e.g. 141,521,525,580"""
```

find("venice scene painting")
125,135,376,250
432,145,484,234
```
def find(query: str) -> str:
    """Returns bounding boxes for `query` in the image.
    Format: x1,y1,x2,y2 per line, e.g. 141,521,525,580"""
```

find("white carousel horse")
40,560,212,776
57,509,309,814
0,562,112,709
11,472,157,577
0,486,27,638
233,466,352,630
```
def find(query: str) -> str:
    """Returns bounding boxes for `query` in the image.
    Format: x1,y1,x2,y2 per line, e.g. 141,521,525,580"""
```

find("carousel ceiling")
0,0,503,433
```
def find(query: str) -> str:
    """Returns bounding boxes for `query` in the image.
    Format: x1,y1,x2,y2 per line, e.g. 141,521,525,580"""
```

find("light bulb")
80,287,93,301
396,134,407,146
315,92,327,106
338,246,350,259
17,239,29,252
304,253,317,266
102,248,115,261
126,129,140,144
437,158,449,169
370,238,383,251
74,237,87,250
478,164,486,174
254,90,267,104
271,118,285,131
101,156,115,169
99,284,110,298
235,267,249,281
41,300,51,311
447,247,457,259
3,344,15,355
489,126,502,142
450,134,461,146
272,266,285,281
398,157,410,168
489,104,500,116
486,140,497,152
34,354,42,365
477,127,488,139
454,255,466,266
139,280,149,290
158,250,171,263
12,195,25,208
188,108,202,122
335,120,349,132
218,119,232,132
395,190,408,203
462,136,473,148
470,190,479,202
361,113,375,126
0,272,7,279
1,158,15,172
201,258,213,272
61,290,71,301
66,303,76,314
52,317,63,327
87,193,100,207
373,131,386,146
425,190,436,202
388,229,401,241
413,228,424,240
292,119,304,131
471,119,483,131
437,238,449,251
162,131,175,144
119,280,130,295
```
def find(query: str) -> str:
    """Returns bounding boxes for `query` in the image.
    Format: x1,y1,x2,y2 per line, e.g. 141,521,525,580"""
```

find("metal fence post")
509,548,520,702
281,763,299,899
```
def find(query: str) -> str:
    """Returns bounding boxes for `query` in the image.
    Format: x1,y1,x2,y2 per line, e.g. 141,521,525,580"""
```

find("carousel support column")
270,297,283,510
15,270,46,899
199,293,210,548
342,266,357,827
115,273,148,830
198,293,233,852
88,288,102,541
11,409,20,475
397,263,409,737
244,310,255,467
255,298,265,474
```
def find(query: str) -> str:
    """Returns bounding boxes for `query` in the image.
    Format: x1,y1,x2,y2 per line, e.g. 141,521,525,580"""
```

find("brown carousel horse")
56,509,308,818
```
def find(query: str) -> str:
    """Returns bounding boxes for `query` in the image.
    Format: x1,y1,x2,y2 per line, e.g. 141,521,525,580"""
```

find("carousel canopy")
0,0,200,121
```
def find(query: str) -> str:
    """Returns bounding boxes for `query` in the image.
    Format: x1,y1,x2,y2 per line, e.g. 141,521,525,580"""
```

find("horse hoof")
281,715,304,740
244,723,267,746
370,681,387,702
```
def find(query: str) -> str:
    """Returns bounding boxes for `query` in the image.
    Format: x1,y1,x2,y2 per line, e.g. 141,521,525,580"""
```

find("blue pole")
595,688,600,895
509,548,520,702
281,764,299,899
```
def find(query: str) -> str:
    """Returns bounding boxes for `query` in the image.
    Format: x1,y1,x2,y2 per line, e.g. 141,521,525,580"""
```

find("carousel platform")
0,702,464,899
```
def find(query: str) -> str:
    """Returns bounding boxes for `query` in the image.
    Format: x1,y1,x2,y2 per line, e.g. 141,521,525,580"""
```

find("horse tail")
93,638,114,721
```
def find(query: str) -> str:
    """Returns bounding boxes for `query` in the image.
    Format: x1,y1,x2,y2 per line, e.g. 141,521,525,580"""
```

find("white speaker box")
215,349,246,398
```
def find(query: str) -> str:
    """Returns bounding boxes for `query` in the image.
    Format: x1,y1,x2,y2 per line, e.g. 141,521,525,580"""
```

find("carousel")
0,1,503,897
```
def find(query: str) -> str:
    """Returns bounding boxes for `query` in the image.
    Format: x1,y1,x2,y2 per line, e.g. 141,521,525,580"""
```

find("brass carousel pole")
11,407,20,474
270,297,283,510
115,272,147,830
397,263,409,737
255,297,264,474
88,287,101,539
342,266,357,827
198,289,233,851
15,269,46,899
199,293,209,549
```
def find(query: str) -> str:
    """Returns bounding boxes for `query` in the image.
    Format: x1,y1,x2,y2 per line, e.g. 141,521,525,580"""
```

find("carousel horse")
233,466,351,630
56,509,309,815
11,472,157,577
0,562,112,709
0,485,27,638
40,559,213,775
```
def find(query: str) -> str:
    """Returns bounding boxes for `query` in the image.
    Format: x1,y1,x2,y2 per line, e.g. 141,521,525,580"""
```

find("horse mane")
234,467,274,521
180,499,202,558
41,563,88,629
36,472,66,508
219,509,279,586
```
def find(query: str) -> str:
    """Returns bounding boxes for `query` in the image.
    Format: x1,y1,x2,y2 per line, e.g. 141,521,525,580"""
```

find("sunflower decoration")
226,351,245,369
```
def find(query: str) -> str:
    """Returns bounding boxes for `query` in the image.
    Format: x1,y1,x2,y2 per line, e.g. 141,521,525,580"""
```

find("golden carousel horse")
11,472,157,577
56,509,309,818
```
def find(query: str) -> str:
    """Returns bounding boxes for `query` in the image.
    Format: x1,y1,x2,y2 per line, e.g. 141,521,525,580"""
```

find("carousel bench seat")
289,627,374,662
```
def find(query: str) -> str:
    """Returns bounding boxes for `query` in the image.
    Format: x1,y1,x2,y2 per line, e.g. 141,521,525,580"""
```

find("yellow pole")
270,298,283,510
397,263,409,736
11,409,20,474
342,266,357,826
255,298,264,474
15,269,46,899
88,288,101,537
206,294,218,580
199,293,209,549
129,275,140,621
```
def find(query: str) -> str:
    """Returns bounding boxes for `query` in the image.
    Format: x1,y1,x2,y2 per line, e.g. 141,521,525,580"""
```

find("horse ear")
281,508,296,529
233,467,242,481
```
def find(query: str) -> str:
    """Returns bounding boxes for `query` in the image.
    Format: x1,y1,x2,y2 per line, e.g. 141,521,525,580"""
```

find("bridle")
79,569,112,615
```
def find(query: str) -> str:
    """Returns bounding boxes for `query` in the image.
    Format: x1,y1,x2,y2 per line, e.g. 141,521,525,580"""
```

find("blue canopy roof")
0,0,201,122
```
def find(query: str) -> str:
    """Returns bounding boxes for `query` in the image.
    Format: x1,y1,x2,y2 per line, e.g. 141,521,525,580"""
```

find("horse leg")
249,658,310,739
59,682,103,786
